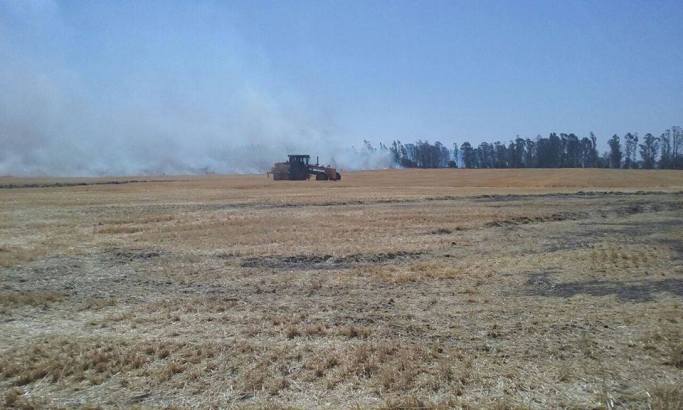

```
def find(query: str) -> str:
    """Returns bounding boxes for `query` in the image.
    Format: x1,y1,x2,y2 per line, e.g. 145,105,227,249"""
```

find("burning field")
0,169,682,409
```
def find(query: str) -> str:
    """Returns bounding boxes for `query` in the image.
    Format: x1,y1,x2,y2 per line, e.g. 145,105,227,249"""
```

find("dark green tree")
659,131,672,169
589,132,599,167
608,134,622,169
564,133,580,167
460,142,476,168
639,133,659,169
623,133,639,168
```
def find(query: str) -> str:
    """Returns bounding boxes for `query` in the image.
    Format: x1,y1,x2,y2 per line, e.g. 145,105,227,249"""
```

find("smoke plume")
0,2,390,176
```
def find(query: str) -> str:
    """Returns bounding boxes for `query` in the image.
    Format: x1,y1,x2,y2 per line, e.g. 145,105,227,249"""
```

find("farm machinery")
270,155,341,181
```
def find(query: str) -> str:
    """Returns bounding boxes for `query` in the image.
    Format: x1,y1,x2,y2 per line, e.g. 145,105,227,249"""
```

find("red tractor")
270,155,341,181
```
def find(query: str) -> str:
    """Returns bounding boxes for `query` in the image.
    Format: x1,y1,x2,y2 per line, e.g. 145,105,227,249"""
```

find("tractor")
270,155,341,181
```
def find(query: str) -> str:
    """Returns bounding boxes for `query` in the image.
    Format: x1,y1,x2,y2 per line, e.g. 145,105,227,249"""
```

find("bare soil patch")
525,272,683,301
241,251,424,270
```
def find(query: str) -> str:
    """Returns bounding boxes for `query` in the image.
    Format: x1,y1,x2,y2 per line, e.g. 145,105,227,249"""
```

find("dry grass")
0,291,64,307
649,383,683,410
0,247,44,268
0,169,682,408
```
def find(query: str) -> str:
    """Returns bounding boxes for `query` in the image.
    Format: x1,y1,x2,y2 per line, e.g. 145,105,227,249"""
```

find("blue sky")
1,0,682,174
228,0,683,141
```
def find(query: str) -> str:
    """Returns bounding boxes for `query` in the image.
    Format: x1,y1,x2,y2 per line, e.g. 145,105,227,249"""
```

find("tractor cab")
287,155,311,180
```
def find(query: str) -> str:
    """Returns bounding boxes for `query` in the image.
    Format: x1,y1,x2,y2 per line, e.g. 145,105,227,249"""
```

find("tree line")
365,126,682,169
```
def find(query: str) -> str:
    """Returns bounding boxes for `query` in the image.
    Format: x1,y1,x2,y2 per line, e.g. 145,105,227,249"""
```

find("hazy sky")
1,0,682,175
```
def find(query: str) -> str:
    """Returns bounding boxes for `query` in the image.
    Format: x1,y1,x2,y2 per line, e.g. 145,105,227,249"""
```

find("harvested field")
1,168,682,409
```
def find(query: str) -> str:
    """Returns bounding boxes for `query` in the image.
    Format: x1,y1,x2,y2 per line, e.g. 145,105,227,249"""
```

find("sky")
1,0,682,175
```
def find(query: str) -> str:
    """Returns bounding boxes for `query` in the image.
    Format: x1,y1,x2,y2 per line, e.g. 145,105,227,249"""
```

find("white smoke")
0,1,391,176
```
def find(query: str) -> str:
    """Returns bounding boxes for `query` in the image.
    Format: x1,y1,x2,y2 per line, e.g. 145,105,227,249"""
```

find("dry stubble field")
0,169,682,409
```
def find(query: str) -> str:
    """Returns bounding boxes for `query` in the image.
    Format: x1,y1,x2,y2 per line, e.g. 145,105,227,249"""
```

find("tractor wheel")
335,172,341,181
316,173,328,181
